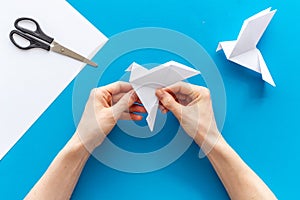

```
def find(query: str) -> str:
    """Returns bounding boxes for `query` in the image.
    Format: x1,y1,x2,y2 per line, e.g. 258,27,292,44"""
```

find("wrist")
206,136,229,160
194,128,223,156
61,133,91,161
75,123,107,152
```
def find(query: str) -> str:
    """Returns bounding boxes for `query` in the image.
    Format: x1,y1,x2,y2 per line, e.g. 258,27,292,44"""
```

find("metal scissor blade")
50,41,98,67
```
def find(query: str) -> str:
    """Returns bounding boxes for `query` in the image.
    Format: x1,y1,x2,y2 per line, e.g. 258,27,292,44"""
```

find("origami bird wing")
230,7,277,57
131,61,200,87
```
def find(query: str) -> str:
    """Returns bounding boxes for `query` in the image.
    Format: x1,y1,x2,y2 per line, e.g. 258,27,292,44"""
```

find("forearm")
202,136,276,200
25,133,90,200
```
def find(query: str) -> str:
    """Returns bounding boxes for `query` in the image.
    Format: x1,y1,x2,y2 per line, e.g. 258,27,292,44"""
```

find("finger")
89,88,112,108
159,104,164,112
113,93,142,104
112,91,137,118
164,82,193,95
159,104,169,113
112,93,126,103
120,113,143,121
164,82,209,103
101,81,132,95
129,104,147,113
156,89,182,117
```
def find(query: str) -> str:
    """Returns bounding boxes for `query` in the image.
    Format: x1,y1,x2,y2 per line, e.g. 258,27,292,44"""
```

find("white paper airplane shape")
216,7,277,87
126,61,200,131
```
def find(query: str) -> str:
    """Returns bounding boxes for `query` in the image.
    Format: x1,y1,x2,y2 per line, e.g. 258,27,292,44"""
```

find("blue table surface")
1,0,299,199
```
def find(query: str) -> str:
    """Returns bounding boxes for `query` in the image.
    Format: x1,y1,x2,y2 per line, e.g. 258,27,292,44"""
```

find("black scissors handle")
9,18,54,50
15,18,54,44
9,30,51,50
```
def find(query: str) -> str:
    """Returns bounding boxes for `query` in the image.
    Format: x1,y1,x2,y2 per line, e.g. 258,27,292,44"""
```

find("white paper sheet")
0,0,108,160
217,7,276,87
126,61,200,131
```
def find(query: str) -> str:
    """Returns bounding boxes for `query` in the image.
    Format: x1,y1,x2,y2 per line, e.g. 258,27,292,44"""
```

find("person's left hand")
76,81,145,151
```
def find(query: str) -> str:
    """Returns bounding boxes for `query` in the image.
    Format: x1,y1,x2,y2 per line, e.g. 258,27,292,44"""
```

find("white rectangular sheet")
0,0,108,159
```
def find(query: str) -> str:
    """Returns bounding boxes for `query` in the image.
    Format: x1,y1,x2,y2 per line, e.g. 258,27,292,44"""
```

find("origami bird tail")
256,49,276,87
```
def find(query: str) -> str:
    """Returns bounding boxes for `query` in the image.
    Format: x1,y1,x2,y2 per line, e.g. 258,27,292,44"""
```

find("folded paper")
126,61,200,131
217,7,277,87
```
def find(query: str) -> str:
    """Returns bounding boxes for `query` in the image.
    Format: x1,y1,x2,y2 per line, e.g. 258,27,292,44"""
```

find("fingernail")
156,89,164,97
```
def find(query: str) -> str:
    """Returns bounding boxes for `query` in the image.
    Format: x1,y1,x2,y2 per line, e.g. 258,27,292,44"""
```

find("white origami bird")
126,61,200,131
217,7,277,87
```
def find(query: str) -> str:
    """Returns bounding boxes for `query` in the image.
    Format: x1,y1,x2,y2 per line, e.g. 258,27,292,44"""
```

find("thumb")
156,89,182,118
112,91,137,118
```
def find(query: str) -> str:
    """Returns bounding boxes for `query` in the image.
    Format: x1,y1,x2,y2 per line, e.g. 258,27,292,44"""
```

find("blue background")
0,0,299,199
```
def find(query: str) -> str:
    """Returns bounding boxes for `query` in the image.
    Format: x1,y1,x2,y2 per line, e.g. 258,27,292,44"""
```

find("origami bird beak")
125,62,138,72
125,66,132,72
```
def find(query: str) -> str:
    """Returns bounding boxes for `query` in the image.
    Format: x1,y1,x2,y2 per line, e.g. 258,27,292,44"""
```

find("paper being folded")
126,61,200,131
217,7,277,87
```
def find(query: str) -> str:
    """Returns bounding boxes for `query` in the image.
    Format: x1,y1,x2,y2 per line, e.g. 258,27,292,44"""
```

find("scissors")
9,17,97,67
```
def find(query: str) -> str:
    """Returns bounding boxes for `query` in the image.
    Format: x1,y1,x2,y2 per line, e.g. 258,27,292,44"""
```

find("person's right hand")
155,82,221,154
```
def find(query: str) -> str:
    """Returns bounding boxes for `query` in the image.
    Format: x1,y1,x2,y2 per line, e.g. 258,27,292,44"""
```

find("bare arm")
25,134,90,200
206,136,276,200
156,82,276,200
25,82,145,200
